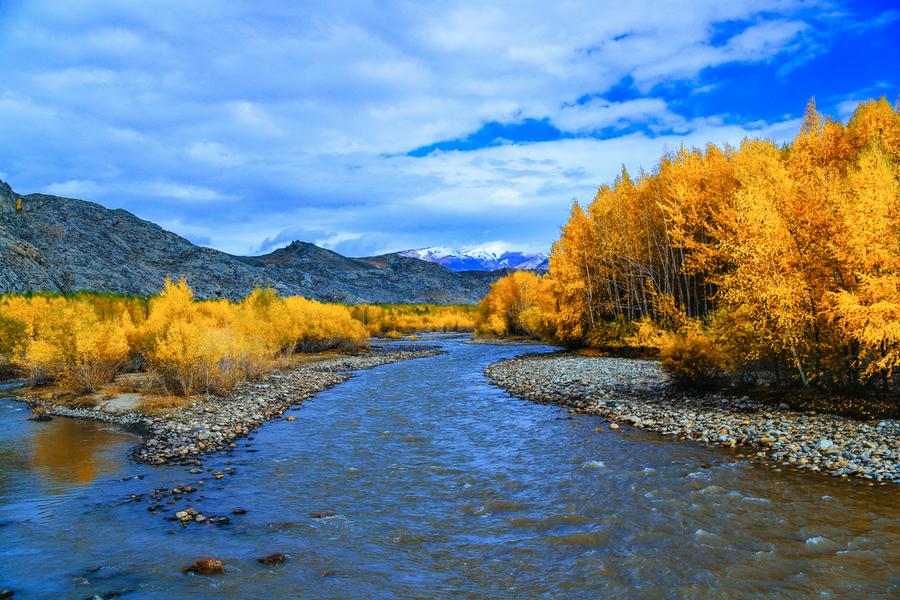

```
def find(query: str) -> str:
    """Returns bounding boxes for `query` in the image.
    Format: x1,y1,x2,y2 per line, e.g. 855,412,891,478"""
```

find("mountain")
397,246,549,272
0,180,503,304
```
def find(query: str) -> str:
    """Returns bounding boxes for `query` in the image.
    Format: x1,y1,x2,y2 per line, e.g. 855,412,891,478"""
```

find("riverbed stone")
182,558,225,575
258,552,286,565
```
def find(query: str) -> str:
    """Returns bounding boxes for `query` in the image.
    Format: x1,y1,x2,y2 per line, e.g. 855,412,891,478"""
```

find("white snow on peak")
397,242,548,271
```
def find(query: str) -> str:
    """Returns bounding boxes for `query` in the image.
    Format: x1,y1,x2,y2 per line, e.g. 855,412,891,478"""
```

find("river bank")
16,345,442,465
487,352,899,484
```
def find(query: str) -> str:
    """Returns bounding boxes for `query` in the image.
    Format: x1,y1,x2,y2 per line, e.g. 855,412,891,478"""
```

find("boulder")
182,558,225,575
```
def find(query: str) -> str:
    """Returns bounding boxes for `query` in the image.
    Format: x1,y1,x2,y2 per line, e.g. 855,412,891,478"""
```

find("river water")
0,337,897,599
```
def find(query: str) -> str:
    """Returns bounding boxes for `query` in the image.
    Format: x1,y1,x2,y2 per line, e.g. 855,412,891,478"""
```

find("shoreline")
13,345,443,465
486,352,898,484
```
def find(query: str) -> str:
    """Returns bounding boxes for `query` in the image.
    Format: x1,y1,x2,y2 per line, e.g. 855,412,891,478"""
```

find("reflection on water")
30,418,128,491
0,396,137,516
0,338,898,599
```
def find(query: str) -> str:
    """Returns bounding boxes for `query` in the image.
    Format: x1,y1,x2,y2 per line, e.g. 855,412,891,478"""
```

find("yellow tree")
719,140,814,384
475,271,543,337
830,142,900,383
548,201,600,343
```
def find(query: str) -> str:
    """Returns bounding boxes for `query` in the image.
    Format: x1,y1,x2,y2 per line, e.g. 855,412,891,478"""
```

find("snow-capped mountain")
397,245,549,272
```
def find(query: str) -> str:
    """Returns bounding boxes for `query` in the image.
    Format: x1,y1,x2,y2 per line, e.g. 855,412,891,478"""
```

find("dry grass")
575,348,605,357
286,349,357,366
136,394,191,414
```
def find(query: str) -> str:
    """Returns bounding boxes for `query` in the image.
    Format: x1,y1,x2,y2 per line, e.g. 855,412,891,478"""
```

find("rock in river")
258,552,286,565
182,558,226,575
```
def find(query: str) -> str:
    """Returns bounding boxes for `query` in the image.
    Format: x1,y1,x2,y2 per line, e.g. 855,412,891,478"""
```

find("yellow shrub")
659,332,726,387
0,314,27,364
142,281,272,395
475,271,549,338
624,318,669,350
0,281,417,398
148,315,270,396
8,298,131,391
138,281,367,395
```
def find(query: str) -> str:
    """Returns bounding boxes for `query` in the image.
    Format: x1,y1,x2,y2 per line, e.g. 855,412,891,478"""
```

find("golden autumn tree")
830,141,900,384
716,139,817,384
475,270,545,337
477,96,899,395
548,201,600,344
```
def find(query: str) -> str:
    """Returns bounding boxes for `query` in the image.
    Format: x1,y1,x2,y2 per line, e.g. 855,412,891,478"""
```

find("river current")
0,337,897,598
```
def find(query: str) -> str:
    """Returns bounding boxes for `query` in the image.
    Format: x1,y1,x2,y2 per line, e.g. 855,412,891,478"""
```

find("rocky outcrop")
0,180,502,303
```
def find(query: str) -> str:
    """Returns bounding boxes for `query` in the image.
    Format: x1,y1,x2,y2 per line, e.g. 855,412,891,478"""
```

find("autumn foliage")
348,303,475,337
478,98,900,395
1,281,368,395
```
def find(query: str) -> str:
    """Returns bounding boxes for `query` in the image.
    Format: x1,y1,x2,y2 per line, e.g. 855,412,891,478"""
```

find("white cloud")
132,181,227,202
43,179,102,198
0,1,870,255
552,98,686,134
187,142,245,167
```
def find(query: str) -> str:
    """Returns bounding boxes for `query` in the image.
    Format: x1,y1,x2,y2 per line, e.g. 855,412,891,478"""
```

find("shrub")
2,281,371,397
0,314,27,364
349,303,476,335
659,332,726,388
15,302,131,392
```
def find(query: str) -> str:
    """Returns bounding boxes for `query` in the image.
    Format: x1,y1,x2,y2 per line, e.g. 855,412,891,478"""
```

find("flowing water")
0,338,897,599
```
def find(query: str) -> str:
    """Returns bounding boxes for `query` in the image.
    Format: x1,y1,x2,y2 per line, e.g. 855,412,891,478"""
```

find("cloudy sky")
0,1,897,256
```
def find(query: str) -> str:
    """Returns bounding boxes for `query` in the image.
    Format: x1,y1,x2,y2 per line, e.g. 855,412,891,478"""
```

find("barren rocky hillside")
0,180,501,303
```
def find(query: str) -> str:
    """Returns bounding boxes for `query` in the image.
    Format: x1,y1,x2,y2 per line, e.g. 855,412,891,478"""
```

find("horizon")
1,1,898,257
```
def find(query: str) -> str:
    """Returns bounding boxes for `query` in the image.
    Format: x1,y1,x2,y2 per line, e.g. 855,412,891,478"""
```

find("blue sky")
0,1,897,256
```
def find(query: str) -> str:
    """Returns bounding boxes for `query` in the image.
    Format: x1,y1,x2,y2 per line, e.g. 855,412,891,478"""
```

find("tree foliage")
348,303,476,336
0,280,369,395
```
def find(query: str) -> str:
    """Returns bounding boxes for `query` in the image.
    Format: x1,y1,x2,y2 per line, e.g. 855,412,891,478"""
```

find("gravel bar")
487,352,898,484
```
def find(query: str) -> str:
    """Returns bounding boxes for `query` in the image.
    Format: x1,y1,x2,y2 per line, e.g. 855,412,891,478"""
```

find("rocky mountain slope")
0,180,502,303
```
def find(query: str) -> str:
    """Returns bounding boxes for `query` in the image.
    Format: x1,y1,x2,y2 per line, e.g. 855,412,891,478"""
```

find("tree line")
0,282,475,398
477,98,899,393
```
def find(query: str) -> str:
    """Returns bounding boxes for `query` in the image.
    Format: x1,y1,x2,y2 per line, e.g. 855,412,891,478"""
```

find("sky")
0,1,897,257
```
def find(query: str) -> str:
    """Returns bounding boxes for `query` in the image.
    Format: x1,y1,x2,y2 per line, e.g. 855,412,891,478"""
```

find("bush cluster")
0,280,367,396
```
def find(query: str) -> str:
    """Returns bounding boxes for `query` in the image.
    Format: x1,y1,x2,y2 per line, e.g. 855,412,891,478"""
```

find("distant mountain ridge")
0,180,505,304
397,246,548,272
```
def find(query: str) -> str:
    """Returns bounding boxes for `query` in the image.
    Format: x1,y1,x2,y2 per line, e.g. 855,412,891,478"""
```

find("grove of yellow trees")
348,303,475,336
0,282,482,397
1,280,368,396
477,98,900,393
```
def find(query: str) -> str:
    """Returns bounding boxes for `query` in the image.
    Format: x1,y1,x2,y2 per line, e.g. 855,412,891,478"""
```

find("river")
0,337,897,598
